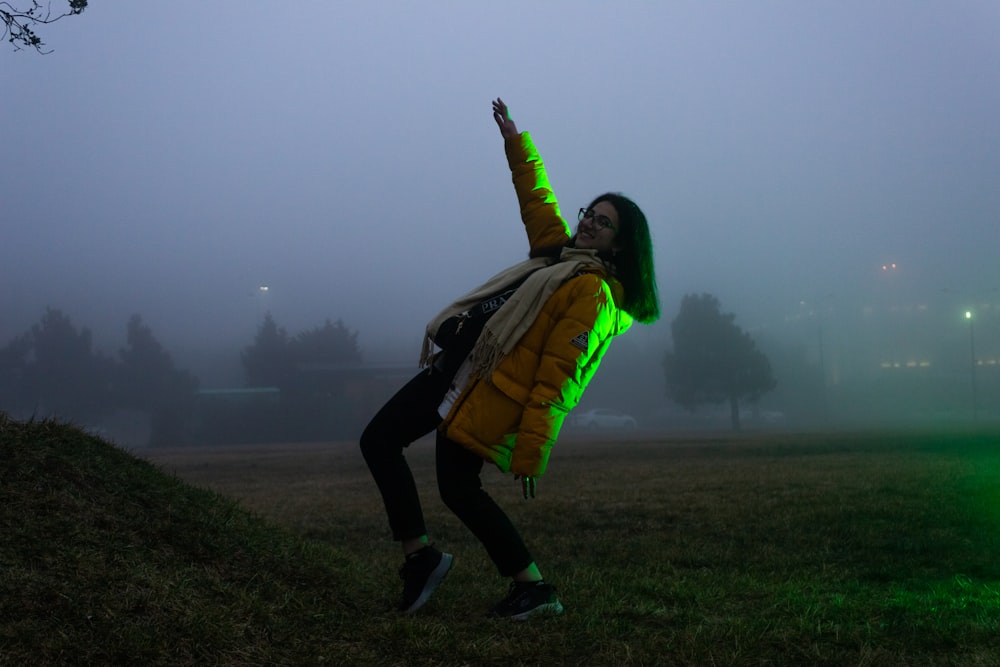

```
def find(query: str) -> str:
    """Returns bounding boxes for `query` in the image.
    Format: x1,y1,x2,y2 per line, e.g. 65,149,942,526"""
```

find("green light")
965,311,973,320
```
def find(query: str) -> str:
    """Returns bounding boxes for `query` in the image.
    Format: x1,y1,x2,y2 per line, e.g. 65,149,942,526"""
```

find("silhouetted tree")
234,315,364,442
291,319,361,368
286,318,363,404
0,308,116,423
118,314,199,445
241,312,292,387
2,0,87,52
663,293,776,430
241,315,362,389
0,332,33,417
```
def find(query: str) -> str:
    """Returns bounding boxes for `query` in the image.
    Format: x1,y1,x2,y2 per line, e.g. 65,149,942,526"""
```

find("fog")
4,2,999,423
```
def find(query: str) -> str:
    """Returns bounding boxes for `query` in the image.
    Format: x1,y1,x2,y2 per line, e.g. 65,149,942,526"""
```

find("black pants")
359,368,533,577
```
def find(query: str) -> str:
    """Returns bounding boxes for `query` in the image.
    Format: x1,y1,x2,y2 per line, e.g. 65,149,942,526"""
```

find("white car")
575,408,638,430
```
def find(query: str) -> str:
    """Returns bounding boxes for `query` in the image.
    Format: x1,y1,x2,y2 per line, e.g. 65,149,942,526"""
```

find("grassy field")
3,415,1000,665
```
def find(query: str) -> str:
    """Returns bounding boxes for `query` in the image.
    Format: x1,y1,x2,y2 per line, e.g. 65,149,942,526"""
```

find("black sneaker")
398,545,453,613
486,581,564,620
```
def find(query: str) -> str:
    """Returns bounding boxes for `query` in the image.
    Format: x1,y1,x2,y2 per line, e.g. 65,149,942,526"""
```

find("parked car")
575,408,638,430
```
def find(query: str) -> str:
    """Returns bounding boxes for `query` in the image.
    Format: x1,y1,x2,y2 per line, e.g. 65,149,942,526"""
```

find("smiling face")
574,200,621,254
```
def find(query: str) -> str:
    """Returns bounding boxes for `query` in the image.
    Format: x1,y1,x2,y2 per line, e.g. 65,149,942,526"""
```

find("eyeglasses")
578,208,616,231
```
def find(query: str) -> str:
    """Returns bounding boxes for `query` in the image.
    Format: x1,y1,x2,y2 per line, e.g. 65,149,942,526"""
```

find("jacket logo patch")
570,331,590,351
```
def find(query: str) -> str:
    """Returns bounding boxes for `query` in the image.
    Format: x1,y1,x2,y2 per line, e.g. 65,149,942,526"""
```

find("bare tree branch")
1,0,87,53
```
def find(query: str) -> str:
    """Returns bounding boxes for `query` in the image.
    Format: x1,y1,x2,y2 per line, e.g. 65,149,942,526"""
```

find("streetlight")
256,285,269,326
965,310,977,421
798,295,834,421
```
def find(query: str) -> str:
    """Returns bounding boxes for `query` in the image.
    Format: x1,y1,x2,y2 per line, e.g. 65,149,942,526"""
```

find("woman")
360,98,659,620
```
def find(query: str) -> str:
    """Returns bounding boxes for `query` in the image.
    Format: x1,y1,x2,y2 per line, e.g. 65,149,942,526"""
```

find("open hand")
492,97,518,139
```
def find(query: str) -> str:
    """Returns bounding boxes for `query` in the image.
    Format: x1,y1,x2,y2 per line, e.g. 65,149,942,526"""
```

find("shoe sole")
509,600,564,621
402,552,453,614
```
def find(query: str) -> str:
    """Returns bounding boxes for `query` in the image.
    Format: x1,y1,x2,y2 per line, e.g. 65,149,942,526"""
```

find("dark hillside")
6,414,1000,666
0,414,368,665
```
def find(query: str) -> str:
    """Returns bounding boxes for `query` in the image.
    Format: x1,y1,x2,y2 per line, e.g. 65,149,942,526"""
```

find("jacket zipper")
442,374,479,427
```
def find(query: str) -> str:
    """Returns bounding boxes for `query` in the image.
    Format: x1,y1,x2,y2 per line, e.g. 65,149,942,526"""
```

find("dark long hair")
585,192,660,324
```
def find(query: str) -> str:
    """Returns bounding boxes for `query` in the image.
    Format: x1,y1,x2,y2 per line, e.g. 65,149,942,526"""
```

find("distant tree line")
196,313,367,444
1,292,780,444
0,308,198,445
0,308,366,446
241,313,361,388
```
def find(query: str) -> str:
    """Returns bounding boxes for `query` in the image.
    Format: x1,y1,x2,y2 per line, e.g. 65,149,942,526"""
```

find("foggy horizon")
4,3,999,388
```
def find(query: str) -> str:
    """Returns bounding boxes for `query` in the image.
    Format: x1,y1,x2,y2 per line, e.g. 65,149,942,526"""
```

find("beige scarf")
420,247,613,378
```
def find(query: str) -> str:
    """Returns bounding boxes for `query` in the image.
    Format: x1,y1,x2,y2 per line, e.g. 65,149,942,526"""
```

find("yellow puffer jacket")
438,132,633,477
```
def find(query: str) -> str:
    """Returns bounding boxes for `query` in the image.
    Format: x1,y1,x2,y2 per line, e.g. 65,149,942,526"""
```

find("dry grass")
5,416,1000,666
142,429,1000,666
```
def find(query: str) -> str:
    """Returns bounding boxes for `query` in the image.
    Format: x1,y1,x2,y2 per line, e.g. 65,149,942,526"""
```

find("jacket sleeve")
504,132,573,253
508,276,622,476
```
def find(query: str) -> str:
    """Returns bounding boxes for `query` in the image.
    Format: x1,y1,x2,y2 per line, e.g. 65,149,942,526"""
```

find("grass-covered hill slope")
6,413,1000,666
0,414,367,666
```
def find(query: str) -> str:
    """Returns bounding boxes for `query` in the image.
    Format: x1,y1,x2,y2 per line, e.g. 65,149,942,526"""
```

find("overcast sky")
4,1,999,369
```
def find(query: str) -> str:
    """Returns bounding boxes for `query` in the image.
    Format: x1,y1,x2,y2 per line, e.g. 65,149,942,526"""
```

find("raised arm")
492,98,572,252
